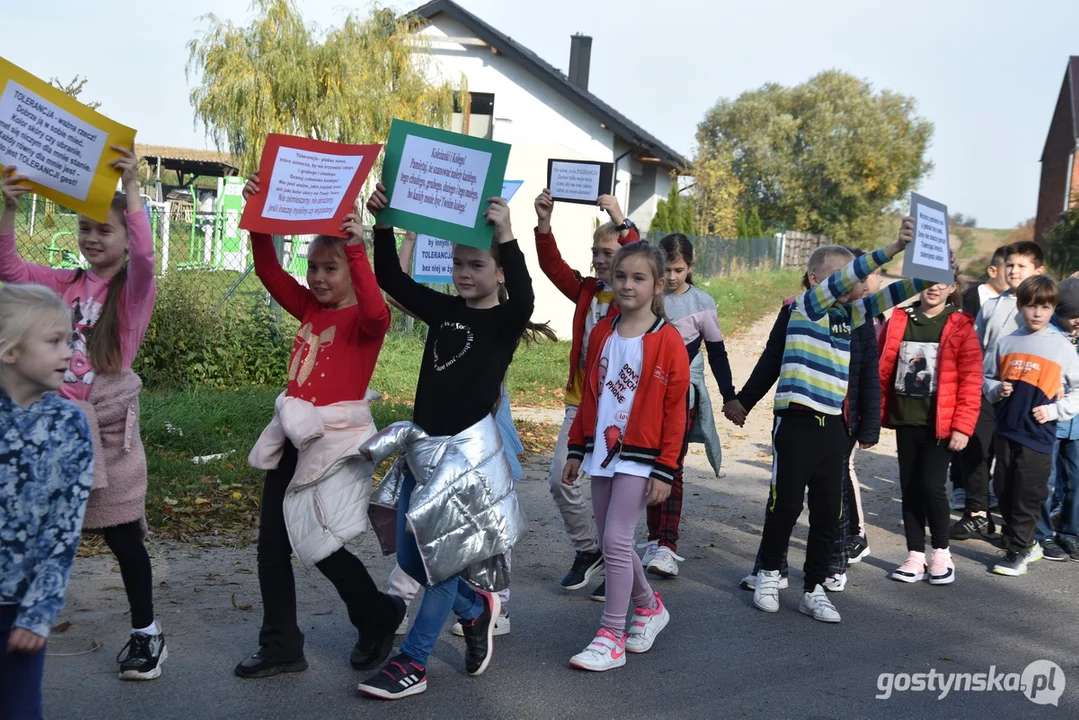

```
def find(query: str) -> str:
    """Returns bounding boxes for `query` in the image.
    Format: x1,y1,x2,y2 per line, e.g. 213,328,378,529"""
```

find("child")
534,189,638,595
0,154,166,679
984,276,1079,576
0,284,94,720
1035,277,1079,561
637,233,732,579
878,282,982,585
954,242,1046,542
358,183,536,699
562,241,689,671
753,218,929,623
233,175,403,679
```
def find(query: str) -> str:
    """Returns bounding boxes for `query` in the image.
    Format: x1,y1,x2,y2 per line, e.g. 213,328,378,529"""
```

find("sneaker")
351,596,407,671
560,550,604,590
395,612,410,636
452,613,510,637
950,487,967,512
569,628,626,672
889,551,928,583
646,546,684,578
845,534,871,564
624,592,669,654
798,584,841,623
992,550,1028,576
234,651,308,679
357,654,427,700
753,569,782,613
949,513,994,541
740,572,788,591
1040,538,1069,562
822,572,847,592
589,580,606,602
460,589,500,676
1026,543,1045,564
1057,535,1079,561
117,630,168,680
638,540,660,568
928,548,955,585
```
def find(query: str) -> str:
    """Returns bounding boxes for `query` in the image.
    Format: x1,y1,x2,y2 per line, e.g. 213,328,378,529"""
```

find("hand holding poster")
240,134,381,237
547,159,614,204
902,193,955,285
379,120,510,249
0,56,136,222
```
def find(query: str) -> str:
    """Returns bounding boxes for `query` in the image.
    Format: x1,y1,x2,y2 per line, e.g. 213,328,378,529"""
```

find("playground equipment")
44,231,83,270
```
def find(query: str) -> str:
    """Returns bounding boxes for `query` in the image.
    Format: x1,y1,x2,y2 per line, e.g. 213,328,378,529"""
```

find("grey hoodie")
975,291,1018,354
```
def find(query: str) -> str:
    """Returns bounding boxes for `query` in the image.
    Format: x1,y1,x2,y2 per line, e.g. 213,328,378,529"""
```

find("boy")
984,276,1079,575
753,218,934,623
1034,277,1079,561
961,245,1009,319
953,241,1045,541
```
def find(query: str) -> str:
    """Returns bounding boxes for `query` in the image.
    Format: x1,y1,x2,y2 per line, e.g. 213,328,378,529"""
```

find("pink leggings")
593,473,657,632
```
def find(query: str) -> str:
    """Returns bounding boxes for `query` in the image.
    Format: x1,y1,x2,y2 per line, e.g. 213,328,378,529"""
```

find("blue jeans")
1,605,45,720
397,469,483,667
1036,437,1079,542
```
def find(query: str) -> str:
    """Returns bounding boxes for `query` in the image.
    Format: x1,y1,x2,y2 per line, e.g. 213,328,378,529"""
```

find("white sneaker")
799,584,841,623
753,569,782,613
1026,543,1044,564
569,628,626,672
950,488,967,512
646,547,684,578
822,572,847,592
452,613,510,637
740,572,789,591
624,592,669,654
638,540,660,568
395,612,410,636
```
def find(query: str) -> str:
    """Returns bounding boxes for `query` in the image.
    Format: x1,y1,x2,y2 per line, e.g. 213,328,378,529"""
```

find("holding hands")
722,399,747,427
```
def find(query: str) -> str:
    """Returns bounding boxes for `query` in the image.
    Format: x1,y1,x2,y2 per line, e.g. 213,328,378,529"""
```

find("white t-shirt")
585,331,653,479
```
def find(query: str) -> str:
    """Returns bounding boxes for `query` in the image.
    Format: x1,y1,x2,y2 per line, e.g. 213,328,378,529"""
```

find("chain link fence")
642,230,781,275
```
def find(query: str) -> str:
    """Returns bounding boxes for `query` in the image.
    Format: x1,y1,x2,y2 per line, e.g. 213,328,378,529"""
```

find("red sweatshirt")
251,233,390,406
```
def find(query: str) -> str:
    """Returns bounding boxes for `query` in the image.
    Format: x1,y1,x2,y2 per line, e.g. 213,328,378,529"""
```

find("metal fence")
642,230,781,276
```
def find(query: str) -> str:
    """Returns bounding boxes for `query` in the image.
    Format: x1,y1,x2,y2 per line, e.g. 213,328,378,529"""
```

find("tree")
50,75,100,110
949,212,977,228
186,0,459,173
690,145,740,237
696,70,933,246
649,175,696,234
1045,206,1079,278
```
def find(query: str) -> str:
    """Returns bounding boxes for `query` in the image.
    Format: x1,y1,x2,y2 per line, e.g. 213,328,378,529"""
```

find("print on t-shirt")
433,321,474,372
599,361,641,467
67,295,102,387
895,341,939,397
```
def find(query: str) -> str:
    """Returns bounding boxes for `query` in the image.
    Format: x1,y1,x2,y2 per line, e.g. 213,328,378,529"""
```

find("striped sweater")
774,248,930,415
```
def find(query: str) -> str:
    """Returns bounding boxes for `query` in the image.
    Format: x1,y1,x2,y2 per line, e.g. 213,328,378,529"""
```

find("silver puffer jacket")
361,413,526,591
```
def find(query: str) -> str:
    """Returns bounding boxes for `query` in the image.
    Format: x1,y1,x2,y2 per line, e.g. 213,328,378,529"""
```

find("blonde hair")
308,234,349,262
593,221,621,244
0,284,71,358
806,245,855,282
612,241,667,318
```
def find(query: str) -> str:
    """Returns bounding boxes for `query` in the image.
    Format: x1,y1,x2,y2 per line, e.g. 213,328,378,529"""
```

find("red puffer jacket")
878,306,983,438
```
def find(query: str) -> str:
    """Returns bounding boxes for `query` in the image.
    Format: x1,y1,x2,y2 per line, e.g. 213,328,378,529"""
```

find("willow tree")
186,0,459,173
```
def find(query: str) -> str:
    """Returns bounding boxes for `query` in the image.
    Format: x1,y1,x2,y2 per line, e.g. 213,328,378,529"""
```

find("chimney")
568,33,592,91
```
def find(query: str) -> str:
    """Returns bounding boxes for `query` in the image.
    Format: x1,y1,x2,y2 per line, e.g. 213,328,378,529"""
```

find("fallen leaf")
52,621,72,633
194,497,211,506
231,593,251,611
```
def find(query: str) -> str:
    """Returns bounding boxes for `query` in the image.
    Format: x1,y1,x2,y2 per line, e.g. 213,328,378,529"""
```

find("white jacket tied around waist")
249,391,380,568
361,413,527,591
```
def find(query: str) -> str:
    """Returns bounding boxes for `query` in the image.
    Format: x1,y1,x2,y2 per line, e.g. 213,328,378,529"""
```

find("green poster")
379,119,511,249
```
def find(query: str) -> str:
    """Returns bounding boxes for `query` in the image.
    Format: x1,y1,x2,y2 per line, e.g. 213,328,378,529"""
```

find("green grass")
698,269,806,336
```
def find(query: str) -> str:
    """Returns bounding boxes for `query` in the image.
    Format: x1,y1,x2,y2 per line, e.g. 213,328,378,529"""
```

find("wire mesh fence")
642,230,781,276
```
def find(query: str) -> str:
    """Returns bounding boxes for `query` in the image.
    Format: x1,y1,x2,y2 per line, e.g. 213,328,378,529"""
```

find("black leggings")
896,426,952,552
103,521,155,629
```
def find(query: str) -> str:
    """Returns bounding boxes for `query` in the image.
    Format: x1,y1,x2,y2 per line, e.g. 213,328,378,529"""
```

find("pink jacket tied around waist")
249,390,381,567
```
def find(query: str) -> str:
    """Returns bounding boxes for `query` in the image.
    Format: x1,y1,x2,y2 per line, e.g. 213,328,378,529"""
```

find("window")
451,92,495,139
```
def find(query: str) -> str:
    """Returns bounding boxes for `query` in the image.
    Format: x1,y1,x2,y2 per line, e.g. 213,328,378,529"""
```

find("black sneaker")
117,630,168,680
461,589,500,676
234,651,309,679
589,580,606,602
949,513,995,541
351,595,407,671
992,550,1028,576
1041,538,1070,562
1058,535,1079,562
357,653,427,700
560,550,604,590
845,534,871,564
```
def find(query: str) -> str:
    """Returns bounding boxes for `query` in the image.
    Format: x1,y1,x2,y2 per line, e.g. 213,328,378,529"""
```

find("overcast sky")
6,0,1078,228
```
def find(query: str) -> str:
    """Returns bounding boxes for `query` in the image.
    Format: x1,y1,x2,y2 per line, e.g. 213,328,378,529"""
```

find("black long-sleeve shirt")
373,228,535,437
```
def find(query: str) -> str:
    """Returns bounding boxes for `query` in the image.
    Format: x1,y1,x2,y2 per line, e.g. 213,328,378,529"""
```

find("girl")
534,189,638,595
878,281,982,585
563,241,689,672
358,182,536,700
1,284,94,720
235,174,404,679
0,152,166,680
638,233,734,578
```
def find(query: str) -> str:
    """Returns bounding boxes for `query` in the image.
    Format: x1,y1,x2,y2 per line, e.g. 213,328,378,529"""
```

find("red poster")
239,134,382,237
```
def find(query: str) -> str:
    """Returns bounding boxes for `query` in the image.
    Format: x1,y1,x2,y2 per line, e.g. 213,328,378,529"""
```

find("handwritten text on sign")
550,160,601,202
914,204,949,271
390,135,492,228
0,80,106,202
262,147,363,221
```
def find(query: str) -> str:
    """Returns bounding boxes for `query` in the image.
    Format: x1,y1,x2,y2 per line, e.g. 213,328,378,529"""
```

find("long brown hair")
612,241,667,319
73,194,129,374
659,233,695,285
490,241,558,346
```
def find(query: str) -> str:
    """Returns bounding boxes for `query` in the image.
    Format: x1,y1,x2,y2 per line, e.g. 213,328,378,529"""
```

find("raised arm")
115,148,156,321
488,197,534,334
851,277,933,329
341,211,390,338
0,168,68,289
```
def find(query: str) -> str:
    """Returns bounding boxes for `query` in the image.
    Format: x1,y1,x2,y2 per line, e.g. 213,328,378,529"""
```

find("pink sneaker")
889,551,927,583
928,548,955,585
625,592,669,654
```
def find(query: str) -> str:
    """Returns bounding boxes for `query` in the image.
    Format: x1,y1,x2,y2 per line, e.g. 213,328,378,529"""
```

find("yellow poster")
0,56,137,222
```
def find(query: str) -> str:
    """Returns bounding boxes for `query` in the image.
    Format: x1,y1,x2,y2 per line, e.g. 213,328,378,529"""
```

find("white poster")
389,134,492,227
262,147,364,221
902,193,955,285
0,80,107,202
550,160,601,202
412,234,455,283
